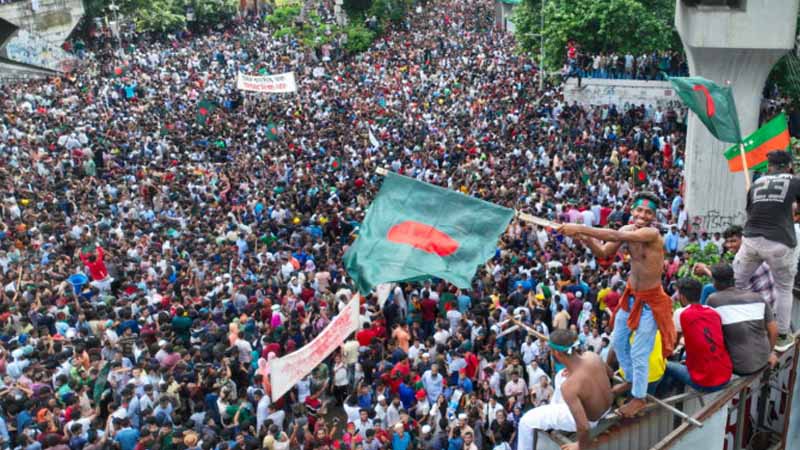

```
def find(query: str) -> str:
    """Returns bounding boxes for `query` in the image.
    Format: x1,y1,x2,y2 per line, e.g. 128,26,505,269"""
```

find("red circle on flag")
387,221,460,257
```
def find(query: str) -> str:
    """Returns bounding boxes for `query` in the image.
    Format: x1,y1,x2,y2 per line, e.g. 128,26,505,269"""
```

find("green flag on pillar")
344,172,514,294
668,76,742,143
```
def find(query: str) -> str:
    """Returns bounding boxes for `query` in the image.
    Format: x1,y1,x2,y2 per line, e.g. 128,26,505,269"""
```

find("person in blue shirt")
447,425,464,450
457,290,472,313
114,418,140,450
664,225,679,254
457,370,473,394
391,424,412,450
398,378,415,410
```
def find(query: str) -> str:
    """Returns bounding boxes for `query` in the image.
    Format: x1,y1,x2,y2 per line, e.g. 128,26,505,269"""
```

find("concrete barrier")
563,78,682,109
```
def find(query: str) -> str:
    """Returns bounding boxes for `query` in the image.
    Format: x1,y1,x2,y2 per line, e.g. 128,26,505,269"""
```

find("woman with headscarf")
577,301,593,330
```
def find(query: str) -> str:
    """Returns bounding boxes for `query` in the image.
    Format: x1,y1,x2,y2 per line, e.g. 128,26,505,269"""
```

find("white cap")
422,352,430,358
377,395,386,402
422,425,432,434
458,413,467,420
158,340,168,347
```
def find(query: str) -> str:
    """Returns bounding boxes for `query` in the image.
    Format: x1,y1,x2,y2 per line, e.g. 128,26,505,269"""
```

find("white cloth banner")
236,72,297,93
270,295,361,401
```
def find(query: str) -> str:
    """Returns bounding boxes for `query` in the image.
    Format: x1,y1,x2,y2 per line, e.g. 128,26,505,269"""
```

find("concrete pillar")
675,0,799,233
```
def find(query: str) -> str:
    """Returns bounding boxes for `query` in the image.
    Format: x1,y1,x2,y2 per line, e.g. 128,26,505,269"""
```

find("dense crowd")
564,41,689,81
4,0,789,449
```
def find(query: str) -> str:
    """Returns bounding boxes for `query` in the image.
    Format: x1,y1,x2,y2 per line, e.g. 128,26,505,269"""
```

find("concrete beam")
675,0,800,233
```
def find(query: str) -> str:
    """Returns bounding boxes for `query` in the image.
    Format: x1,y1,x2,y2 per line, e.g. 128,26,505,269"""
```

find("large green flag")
668,76,742,143
344,172,514,294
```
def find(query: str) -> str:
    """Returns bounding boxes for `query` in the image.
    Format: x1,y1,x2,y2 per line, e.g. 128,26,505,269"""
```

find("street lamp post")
539,0,544,90
108,0,120,47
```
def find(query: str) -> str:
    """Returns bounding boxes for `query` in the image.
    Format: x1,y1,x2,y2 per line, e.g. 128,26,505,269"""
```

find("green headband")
548,340,577,354
633,198,657,213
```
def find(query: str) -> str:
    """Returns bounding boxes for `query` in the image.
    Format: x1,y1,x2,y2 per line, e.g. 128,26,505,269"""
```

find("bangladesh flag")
265,123,279,141
343,172,514,294
724,113,790,172
632,165,647,186
196,99,216,125
669,76,742,143
112,66,125,78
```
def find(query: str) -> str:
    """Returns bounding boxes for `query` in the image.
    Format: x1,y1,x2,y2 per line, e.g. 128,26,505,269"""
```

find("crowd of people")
0,0,795,449
563,41,689,82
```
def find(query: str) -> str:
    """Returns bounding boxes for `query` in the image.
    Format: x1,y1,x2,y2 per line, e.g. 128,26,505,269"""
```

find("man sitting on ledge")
517,329,613,450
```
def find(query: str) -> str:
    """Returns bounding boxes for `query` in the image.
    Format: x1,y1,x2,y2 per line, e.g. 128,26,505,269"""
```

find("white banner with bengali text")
236,72,297,93
270,295,360,401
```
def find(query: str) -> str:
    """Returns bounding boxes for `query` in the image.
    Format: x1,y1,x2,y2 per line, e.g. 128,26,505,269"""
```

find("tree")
512,0,679,69
81,0,238,34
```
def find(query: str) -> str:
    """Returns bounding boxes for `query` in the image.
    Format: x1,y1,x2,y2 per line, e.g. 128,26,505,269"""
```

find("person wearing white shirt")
355,410,374,439
520,336,537,366
581,209,594,227
266,403,286,433
446,308,462,333
255,390,271,435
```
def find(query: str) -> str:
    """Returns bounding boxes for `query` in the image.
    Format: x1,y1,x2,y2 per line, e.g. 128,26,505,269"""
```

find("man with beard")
558,192,676,418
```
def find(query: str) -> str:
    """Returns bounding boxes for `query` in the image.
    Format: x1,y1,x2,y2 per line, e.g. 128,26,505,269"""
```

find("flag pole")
373,168,556,227
739,141,752,191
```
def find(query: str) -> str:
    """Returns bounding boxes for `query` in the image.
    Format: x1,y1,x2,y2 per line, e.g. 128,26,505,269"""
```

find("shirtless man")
557,192,676,417
517,329,613,450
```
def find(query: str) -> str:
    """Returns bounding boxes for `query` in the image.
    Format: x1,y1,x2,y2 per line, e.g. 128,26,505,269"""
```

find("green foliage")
194,0,239,25
266,6,338,49
130,0,185,33
770,53,800,109
82,0,239,33
676,242,721,284
513,0,679,69
344,24,376,53
344,0,374,12
265,6,302,28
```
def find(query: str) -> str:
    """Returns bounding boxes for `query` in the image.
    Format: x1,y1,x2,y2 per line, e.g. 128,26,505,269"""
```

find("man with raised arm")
516,329,613,450
557,192,676,417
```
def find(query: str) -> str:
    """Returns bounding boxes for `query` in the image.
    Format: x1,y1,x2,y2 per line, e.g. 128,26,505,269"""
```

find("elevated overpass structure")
0,0,83,83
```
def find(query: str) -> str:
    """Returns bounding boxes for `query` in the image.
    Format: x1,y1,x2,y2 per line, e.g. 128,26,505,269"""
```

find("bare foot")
617,397,648,418
611,381,631,396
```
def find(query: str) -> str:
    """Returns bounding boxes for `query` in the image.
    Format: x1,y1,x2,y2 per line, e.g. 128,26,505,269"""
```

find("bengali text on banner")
269,295,360,401
236,71,297,93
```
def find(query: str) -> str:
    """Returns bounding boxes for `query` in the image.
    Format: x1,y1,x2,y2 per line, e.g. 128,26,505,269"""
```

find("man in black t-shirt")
736,150,800,351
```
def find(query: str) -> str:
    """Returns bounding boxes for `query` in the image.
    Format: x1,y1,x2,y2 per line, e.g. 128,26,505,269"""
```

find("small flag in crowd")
669,76,742,143
331,157,341,170
632,164,647,186
343,172,514,294
265,123,279,141
369,129,381,148
112,66,125,78
724,113,791,173
196,99,216,125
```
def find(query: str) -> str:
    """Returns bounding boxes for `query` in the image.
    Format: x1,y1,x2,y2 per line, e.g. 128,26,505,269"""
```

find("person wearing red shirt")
666,278,732,392
463,351,479,379
420,293,438,339
79,246,108,281
79,246,112,292
599,203,613,226
356,324,377,347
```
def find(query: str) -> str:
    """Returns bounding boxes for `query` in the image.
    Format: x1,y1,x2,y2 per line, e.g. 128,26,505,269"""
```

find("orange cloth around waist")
613,283,676,359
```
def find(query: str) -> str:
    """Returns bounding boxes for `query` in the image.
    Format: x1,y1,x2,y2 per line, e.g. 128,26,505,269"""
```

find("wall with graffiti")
2,27,75,71
564,78,682,109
